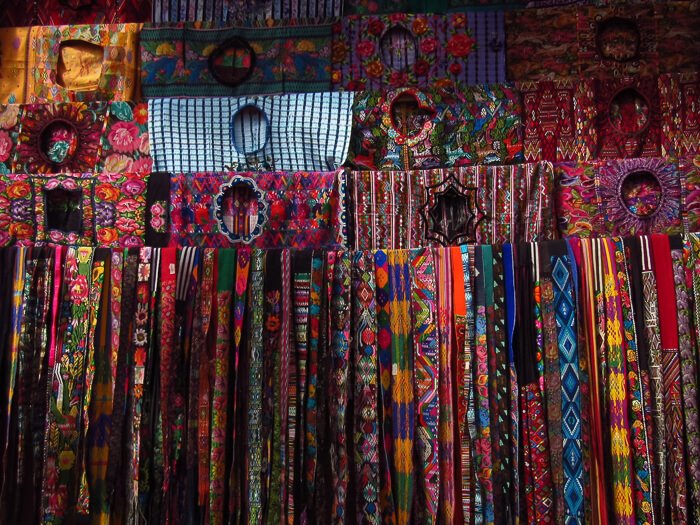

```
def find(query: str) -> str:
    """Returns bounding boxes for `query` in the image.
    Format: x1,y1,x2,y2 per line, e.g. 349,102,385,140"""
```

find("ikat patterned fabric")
169,170,347,248
148,93,354,173
350,161,556,249
140,22,333,97
347,85,523,170
332,12,505,90
0,172,167,247
0,102,151,175
0,24,140,104
555,156,700,238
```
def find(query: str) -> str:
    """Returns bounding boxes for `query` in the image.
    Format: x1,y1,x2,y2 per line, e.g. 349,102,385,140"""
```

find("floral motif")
14,103,107,174
0,131,13,162
108,121,140,153
100,101,152,174
334,13,504,90
149,200,167,233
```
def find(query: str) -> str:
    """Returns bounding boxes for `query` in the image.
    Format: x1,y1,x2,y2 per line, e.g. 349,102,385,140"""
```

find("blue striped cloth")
148,93,354,173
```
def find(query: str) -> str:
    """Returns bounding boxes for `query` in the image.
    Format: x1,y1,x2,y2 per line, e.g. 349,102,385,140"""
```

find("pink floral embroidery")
150,200,167,233
0,130,12,162
108,121,140,153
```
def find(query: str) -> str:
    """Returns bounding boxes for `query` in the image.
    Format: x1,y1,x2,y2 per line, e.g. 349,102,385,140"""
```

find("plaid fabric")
140,22,333,97
151,0,341,22
350,162,555,250
148,94,353,172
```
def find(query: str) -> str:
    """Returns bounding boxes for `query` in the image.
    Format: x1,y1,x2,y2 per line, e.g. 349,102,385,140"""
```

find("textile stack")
0,1,698,524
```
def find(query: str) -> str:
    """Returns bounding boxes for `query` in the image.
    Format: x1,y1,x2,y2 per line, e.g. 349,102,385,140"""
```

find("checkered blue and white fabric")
149,92,354,173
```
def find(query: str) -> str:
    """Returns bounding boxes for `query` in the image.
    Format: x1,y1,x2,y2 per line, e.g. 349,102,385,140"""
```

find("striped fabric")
152,0,342,22
149,93,354,173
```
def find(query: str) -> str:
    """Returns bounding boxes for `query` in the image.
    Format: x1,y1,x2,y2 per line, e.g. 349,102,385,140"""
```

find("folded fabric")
148,93,353,172
332,12,505,90
0,24,140,104
0,172,168,247
140,22,333,97
349,161,556,249
151,0,341,22
169,170,347,248
6,102,151,175
507,4,699,81
348,85,523,170
555,156,700,238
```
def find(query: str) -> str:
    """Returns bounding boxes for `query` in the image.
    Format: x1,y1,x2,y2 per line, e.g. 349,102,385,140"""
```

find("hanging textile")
148,94,354,173
169,170,347,249
555,156,700,238
151,0,342,23
140,22,333,97
0,25,140,104
0,172,169,247
350,161,555,250
332,12,505,90
660,72,700,158
347,85,523,170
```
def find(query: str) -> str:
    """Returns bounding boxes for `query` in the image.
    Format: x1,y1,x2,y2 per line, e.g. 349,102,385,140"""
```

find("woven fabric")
409,247,439,523
674,245,700,521
435,247,456,524
518,79,596,162
26,25,139,103
151,0,341,22
140,22,332,97
0,172,159,248
601,238,635,524
169,171,347,249
616,239,655,525
351,251,380,525
652,234,688,524
507,5,695,81
8,102,151,175
332,12,504,90
41,247,95,523
555,157,691,238
350,162,555,250
148,94,353,173
660,73,700,158
552,254,584,523
348,86,523,170
374,249,396,525
329,251,351,523
35,0,151,24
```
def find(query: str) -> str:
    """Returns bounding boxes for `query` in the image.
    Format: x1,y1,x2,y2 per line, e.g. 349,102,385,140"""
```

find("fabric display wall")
0,0,699,524
3,236,700,524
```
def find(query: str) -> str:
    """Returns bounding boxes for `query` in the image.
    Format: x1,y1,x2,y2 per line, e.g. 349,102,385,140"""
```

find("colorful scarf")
209,248,235,525
333,12,505,90
352,250,380,525
169,171,347,249
409,247,439,524
348,85,523,171
148,94,354,173
435,247,456,523
674,242,700,521
140,22,333,97
350,161,555,250
651,234,688,524
374,249,396,525
247,249,265,525
386,250,413,525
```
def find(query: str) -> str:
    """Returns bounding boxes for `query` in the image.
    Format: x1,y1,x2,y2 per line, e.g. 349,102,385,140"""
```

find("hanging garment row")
0,5,698,102
0,234,699,524
0,157,699,249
